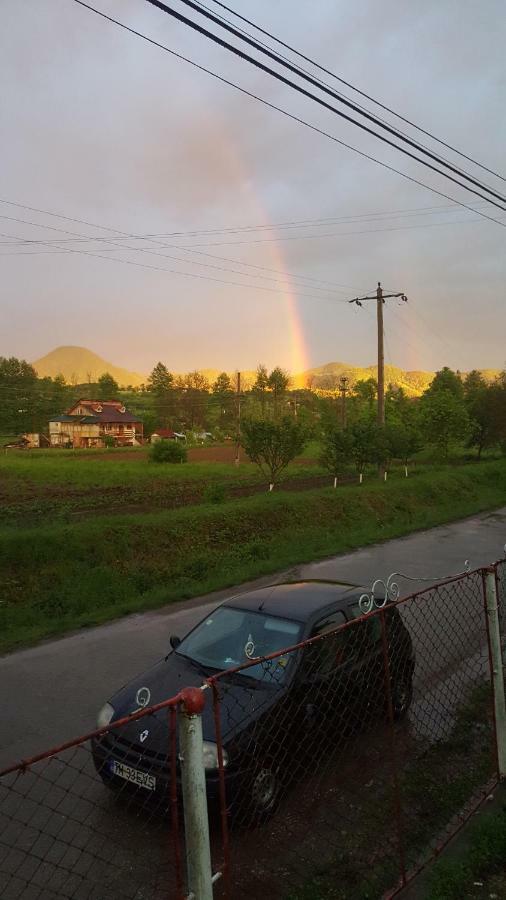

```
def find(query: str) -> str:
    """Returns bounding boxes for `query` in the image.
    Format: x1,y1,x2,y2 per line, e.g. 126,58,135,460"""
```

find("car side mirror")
170,635,181,650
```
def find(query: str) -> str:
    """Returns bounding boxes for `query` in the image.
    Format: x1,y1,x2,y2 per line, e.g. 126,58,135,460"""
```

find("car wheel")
240,763,281,826
391,674,413,721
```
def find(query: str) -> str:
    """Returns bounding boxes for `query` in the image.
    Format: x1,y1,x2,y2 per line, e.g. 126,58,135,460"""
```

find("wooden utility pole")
234,371,241,465
348,282,408,427
338,375,349,428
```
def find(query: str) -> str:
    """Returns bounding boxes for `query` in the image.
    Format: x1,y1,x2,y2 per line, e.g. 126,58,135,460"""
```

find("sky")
1,0,505,377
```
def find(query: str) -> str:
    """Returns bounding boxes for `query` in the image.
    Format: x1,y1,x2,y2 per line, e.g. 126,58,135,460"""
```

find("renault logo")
139,729,149,743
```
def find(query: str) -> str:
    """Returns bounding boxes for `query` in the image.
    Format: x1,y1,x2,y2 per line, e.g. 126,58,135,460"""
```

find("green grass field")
1,455,506,653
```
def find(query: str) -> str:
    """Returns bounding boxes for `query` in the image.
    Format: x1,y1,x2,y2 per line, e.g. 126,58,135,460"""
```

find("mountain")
292,362,435,396
31,347,502,397
32,346,145,388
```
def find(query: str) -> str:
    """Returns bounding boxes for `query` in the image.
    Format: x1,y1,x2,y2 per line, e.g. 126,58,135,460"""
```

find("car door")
297,609,366,733
346,603,385,708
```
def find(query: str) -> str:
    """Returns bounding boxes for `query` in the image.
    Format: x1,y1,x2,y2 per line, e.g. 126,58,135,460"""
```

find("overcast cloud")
1,0,505,376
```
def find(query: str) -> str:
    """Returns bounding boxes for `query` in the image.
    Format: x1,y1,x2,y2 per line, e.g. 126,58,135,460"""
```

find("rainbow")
199,118,311,377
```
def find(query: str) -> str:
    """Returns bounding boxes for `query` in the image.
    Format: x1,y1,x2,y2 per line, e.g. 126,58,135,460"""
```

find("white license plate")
110,760,156,791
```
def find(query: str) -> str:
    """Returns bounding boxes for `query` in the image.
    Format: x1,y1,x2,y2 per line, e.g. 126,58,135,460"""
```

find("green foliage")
212,372,232,394
149,439,187,463
427,366,465,400
347,420,377,473
386,422,424,465
147,362,174,394
97,372,119,398
2,459,506,651
418,367,470,459
319,427,354,479
428,808,506,899
241,416,307,486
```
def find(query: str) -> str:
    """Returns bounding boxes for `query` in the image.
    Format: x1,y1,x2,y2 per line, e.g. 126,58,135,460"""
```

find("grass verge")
427,807,506,900
1,459,506,653
286,684,495,900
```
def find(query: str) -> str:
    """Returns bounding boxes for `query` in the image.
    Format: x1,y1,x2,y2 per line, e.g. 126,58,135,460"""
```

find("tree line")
1,358,506,466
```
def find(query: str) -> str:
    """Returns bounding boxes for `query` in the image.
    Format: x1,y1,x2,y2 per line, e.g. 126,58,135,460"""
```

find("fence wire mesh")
0,701,185,900
209,570,499,899
1,565,504,900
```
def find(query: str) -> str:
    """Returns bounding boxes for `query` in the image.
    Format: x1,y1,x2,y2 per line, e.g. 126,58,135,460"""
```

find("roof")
153,428,176,438
224,581,363,622
49,415,77,423
65,399,142,424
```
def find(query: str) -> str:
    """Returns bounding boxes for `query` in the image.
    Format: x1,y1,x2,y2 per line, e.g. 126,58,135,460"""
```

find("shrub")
149,440,187,463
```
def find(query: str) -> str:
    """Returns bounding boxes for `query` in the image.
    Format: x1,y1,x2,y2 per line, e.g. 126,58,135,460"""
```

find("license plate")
110,760,156,791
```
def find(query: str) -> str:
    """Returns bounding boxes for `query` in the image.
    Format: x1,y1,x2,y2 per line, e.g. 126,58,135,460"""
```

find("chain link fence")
1,559,505,900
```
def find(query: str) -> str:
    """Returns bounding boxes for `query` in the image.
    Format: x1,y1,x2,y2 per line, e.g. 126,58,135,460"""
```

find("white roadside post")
179,687,214,900
485,569,506,778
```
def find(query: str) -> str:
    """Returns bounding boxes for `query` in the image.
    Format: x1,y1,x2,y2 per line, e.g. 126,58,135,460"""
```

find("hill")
32,346,146,388
292,362,434,396
31,347,501,397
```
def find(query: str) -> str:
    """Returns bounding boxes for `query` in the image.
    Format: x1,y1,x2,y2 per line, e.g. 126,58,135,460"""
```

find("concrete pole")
376,282,385,427
485,570,506,778
179,688,214,900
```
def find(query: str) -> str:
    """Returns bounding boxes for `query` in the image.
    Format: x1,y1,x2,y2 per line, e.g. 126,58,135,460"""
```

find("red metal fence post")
211,681,231,900
379,608,407,889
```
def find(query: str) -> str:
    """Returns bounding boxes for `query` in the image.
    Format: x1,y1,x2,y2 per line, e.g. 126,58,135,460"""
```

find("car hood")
106,652,285,750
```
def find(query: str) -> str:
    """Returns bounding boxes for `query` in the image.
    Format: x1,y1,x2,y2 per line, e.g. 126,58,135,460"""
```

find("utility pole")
348,282,408,426
235,371,241,465
338,375,349,428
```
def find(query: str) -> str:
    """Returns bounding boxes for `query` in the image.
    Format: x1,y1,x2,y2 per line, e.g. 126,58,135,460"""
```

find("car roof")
224,580,364,623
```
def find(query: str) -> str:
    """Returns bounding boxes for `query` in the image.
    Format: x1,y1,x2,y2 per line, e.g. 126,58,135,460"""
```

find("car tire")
390,674,413,721
238,762,281,826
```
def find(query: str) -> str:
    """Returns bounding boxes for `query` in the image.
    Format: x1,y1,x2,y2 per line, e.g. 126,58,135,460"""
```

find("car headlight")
202,741,228,770
97,702,115,729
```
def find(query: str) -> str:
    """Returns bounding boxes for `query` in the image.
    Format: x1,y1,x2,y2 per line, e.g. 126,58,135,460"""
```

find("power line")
172,0,506,204
2,212,501,258
0,199,364,293
0,223,351,304
144,0,506,210
206,0,506,184
0,212,346,295
69,1,506,229
0,201,493,246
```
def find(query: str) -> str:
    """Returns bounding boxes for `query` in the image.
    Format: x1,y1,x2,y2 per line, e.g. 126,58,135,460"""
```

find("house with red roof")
49,400,143,448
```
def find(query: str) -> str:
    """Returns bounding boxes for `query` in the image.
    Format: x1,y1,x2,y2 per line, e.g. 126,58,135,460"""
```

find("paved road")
1,507,505,769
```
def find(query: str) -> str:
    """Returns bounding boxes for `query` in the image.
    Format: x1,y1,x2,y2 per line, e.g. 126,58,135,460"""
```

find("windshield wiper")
174,651,220,676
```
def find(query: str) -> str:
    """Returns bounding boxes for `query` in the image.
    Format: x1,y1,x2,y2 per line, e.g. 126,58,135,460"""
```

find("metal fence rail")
1,559,505,900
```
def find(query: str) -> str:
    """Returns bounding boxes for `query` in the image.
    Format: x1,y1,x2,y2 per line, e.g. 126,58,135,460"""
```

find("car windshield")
175,606,302,682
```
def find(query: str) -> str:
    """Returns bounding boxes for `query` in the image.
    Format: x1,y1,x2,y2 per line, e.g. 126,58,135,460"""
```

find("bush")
149,439,187,463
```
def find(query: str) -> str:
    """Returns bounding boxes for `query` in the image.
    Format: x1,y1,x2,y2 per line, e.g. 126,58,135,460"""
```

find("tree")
0,356,39,435
347,420,377,482
426,366,464,400
386,423,423,475
179,371,210,430
212,372,232,394
319,427,354,487
240,416,306,490
147,362,175,426
420,390,470,458
253,364,270,416
353,378,377,414
212,372,235,430
148,362,174,394
97,372,119,399
467,380,506,458
268,367,290,420
149,439,187,463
